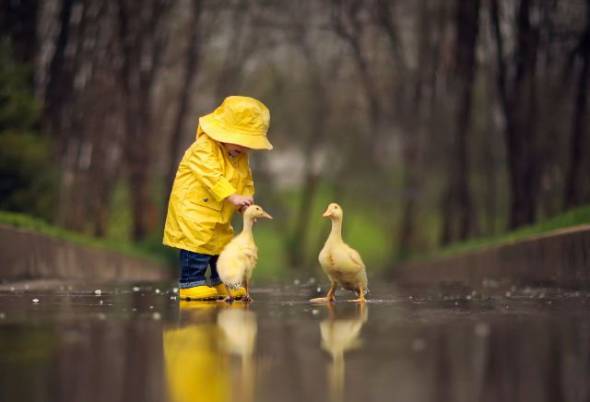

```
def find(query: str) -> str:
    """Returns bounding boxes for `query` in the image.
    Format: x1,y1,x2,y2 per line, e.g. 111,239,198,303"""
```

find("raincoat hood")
197,96,272,150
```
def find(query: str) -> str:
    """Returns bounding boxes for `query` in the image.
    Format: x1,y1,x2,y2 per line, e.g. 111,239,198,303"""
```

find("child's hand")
227,194,254,211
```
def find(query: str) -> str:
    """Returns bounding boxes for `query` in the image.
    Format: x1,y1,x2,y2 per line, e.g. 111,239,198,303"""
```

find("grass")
0,210,168,264
431,204,590,259
251,224,289,281
7,184,587,279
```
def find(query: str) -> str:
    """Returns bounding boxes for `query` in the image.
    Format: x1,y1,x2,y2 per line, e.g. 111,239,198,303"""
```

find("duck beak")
262,212,273,220
322,208,331,218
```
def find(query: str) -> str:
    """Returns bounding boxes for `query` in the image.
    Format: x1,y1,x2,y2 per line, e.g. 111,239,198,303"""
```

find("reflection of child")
164,304,229,402
163,96,272,300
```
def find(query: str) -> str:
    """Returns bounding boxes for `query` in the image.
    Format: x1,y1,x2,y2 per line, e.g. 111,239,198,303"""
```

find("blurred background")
1,0,589,279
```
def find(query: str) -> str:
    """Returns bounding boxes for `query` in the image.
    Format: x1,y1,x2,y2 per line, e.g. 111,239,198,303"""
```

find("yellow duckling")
311,203,368,304
218,204,272,302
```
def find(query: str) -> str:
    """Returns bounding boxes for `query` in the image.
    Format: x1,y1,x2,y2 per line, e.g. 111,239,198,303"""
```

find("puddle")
0,282,589,402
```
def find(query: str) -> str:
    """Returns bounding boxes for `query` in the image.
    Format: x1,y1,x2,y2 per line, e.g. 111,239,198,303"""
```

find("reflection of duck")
320,303,368,402
312,203,368,304
217,308,258,402
163,303,228,402
218,308,257,357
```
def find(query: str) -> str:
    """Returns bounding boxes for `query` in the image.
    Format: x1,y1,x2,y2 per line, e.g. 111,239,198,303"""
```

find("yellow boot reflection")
320,303,368,402
164,301,229,402
217,307,258,402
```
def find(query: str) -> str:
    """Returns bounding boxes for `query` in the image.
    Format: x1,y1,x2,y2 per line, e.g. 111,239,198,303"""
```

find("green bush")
0,40,57,221
0,132,57,220
0,40,39,132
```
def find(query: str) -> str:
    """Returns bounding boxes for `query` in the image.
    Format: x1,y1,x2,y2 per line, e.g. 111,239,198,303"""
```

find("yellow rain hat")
197,96,272,150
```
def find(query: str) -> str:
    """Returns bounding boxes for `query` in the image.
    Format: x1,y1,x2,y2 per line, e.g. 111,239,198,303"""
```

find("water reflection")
163,302,257,402
2,285,590,402
320,304,368,402
164,302,229,402
218,308,257,402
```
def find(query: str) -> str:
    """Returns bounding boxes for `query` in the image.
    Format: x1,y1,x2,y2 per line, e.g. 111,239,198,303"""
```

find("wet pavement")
1,281,589,402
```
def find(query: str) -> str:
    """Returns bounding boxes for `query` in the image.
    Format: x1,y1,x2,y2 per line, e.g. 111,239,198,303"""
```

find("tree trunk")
52,0,87,229
44,0,77,137
0,0,39,66
165,0,203,197
490,0,540,229
564,0,590,209
286,25,330,269
395,0,429,258
214,1,250,100
330,0,382,157
440,0,480,244
117,0,171,241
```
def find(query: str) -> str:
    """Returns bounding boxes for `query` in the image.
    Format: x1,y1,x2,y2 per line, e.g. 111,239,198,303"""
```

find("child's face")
223,142,250,157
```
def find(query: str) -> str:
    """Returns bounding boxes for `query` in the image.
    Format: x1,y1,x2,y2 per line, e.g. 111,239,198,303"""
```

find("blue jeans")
178,250,221,288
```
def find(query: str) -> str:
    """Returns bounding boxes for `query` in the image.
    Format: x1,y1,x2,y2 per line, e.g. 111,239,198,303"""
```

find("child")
163,96,272,300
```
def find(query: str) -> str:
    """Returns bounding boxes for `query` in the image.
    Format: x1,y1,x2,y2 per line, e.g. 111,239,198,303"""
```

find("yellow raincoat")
163,133,255,254
163,96,271,255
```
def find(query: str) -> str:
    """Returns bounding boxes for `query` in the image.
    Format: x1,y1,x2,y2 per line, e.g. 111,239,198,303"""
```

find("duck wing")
346,246,366,269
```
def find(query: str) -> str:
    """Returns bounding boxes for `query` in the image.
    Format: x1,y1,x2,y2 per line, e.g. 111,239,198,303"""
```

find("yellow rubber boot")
213,284,246,299
179,285,218,301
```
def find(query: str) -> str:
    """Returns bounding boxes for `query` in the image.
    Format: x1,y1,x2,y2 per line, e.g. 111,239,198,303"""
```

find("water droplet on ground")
412,339,426,351
475,323,490,337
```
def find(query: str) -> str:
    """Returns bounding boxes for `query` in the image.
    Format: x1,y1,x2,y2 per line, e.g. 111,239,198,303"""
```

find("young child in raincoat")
163,96,272,300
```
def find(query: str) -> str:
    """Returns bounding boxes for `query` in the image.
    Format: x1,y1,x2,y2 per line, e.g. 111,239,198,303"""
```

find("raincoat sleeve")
243,164,255,197
187,138,237,202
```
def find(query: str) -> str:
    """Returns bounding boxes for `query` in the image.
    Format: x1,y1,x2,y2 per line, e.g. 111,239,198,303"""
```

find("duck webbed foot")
309,296,335,304
349,287,367,303
310,282,337,303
